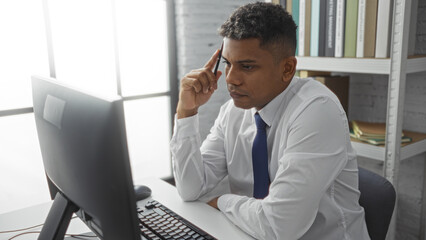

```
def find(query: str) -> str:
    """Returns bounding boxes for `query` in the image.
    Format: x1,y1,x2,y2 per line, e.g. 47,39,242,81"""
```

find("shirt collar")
251,77,298,128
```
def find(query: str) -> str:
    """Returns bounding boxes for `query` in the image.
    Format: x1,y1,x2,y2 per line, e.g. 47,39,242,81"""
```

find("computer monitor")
32,75,141,240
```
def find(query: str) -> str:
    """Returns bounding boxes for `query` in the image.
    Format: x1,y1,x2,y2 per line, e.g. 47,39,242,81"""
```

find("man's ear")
281,56,297,83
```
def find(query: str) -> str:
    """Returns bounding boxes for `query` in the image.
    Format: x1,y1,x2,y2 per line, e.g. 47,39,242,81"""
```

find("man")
170,2,369,240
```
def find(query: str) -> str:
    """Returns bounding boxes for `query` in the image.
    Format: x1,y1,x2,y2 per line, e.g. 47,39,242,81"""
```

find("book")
334,0,346,57
408,0,418,56
299,0,306,56
287,0,293,14
350,121,412,145
349,129,412,145
325,0,337,57
304,0,311,56
310,0,327,56
352,121,389,138
344,0,358,57
315,75,349,114
363,0,378,58
292,0,300,55
375,0,393,58
356,0,365,57
299,70,331,78
298,0,311,56
310,0,319,56
271,0,287,6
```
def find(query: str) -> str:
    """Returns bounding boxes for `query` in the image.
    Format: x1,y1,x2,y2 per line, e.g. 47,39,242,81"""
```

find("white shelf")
401,137,426,160
296,56,426,75
296,57,390,74
407,57,426,74
351,136,426,162
351,141,386,161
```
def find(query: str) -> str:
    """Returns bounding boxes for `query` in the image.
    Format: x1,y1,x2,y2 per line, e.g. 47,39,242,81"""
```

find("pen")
213,42,223,76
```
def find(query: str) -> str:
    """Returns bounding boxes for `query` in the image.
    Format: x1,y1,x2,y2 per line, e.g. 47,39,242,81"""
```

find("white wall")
175,0,256,139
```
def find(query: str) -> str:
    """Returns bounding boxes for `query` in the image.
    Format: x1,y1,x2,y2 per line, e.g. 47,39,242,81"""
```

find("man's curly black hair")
219,2,297,61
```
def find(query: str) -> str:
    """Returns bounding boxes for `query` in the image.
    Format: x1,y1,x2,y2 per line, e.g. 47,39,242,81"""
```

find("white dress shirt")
170,77,370,240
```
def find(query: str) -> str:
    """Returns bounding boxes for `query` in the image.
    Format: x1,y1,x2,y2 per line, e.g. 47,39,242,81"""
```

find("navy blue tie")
252,113,270,199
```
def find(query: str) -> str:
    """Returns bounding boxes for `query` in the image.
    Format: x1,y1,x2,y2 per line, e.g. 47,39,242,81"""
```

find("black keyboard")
138,200,217,240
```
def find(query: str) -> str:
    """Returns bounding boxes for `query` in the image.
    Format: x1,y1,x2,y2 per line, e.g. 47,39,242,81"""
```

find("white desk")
0,178,253,240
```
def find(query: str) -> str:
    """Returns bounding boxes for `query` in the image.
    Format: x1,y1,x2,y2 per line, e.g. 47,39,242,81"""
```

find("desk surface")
0,178,253,240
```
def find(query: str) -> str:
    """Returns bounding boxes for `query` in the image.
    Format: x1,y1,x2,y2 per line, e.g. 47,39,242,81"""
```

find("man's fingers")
192,81,202,93
182,77,205,93
200,72,212,93
203,49,221,70
186,69,218,93
181,53,223,94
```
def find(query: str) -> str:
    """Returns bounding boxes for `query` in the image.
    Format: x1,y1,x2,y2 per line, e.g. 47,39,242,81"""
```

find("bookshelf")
297,55,426,163
297,56,426,74
291,1,425,239
350,131,426,161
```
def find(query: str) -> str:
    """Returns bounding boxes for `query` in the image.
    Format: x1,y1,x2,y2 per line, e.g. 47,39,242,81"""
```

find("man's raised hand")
176,49,223,119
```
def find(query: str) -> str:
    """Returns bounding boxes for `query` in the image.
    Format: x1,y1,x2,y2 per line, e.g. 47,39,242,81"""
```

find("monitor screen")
32,75,141,240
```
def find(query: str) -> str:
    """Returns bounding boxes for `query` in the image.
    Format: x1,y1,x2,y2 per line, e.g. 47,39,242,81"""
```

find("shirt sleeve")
217,96,350,240
170,107,228,201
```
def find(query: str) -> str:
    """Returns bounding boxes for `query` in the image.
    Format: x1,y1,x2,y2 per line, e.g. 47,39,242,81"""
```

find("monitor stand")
38,192,79,240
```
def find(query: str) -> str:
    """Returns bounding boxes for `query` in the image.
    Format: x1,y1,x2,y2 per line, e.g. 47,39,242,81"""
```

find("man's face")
222,38,289,110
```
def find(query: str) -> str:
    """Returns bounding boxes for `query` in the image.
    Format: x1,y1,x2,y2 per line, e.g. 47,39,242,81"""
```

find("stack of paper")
350,121,412,145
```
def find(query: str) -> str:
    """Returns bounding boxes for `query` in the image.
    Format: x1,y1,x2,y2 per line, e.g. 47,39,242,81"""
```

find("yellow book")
352,121,387,138
350,121,410,145
350,129,412,146
299,70,331,78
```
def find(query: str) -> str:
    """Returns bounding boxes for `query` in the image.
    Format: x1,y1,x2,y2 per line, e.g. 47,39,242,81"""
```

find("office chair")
358,167,396,240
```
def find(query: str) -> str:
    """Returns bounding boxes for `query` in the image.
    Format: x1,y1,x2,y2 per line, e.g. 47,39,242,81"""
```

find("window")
0,0,49,111
115,0,170,96
47,0,117,95
0,0,175,214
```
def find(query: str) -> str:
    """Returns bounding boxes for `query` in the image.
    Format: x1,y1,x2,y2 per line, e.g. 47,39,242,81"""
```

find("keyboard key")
140,210,154,216
154,208,167,216
152,226,160,231
145,203,155,209
162,221,171,226
139,199,217,240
